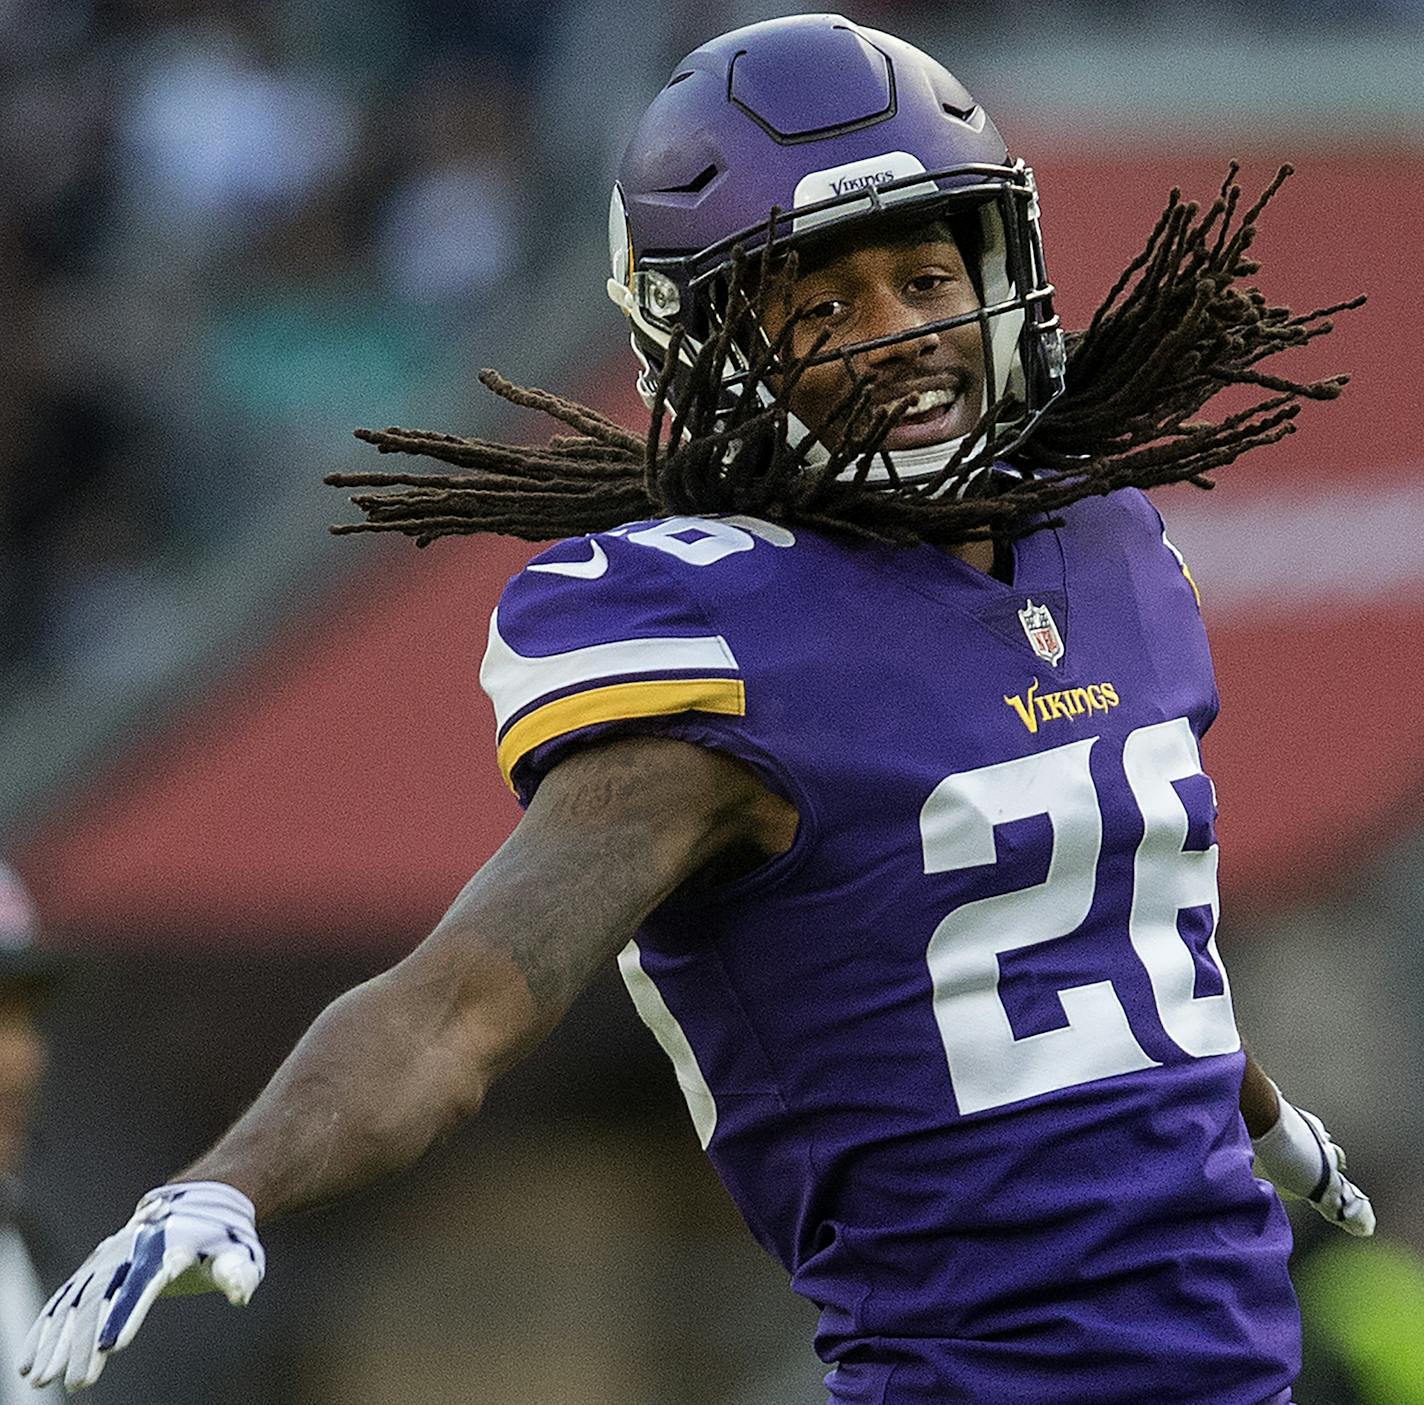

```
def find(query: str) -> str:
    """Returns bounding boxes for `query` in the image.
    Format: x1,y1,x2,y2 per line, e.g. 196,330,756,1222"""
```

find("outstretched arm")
181,734,782,1216
23,734,795,1389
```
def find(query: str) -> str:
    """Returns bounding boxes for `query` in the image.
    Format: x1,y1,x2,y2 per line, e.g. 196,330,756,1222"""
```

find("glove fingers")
65,1294,111,1391
1293,1103,1374,1237
29,1273,91,1387
106,1242,195,1355
1339,1179,1376,1237
67,1252,146,1393
210,1241,264,1306
19,1276,75,1378
28,1301,78,1388
30,1281,89,1389
30,1319,75,1388
96,1221,174,1352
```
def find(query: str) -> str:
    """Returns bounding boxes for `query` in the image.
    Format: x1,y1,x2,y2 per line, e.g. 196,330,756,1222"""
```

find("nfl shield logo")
1018,598,1065,665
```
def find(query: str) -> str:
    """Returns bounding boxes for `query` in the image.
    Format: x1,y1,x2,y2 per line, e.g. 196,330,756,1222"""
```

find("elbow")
435,1042,493,1130
373,922,560,1140
368,961,538,1134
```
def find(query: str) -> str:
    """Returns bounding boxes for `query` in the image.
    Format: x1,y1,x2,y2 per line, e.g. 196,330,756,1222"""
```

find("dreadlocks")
327,165,1361,549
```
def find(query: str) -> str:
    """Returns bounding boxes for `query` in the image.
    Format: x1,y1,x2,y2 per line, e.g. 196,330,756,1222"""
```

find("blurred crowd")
0,0,542,694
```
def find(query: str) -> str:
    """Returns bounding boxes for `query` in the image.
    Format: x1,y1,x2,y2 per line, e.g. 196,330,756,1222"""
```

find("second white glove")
1252,1089,1375,1238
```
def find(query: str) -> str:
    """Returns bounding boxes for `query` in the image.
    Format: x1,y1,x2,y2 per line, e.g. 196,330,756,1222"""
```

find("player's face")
0,988,45,1176
758,231,985,452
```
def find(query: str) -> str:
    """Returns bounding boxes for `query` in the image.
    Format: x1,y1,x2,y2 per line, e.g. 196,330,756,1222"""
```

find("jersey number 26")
920,717,1239,1115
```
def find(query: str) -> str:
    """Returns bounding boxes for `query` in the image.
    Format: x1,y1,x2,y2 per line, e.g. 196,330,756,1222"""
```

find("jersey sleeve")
479,529,751,804
1136,495,1203,611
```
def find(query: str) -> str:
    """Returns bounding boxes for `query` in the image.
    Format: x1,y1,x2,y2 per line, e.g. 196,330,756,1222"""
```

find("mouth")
875,373,979,450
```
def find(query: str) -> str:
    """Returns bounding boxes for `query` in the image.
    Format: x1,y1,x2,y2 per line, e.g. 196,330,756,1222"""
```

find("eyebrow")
793,238,963,282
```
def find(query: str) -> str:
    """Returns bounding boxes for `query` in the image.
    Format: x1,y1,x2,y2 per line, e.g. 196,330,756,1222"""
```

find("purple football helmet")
607,14,1065,474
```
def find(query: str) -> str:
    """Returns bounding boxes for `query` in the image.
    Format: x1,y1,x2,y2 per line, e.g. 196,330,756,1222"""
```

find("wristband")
135,1181,257,1223
1251,1088,1332,1202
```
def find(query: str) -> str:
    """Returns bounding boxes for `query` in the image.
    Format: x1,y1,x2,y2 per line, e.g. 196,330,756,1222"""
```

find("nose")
856,290,940,370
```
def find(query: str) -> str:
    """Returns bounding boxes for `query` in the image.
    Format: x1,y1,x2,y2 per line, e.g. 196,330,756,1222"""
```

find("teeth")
894,387,954,417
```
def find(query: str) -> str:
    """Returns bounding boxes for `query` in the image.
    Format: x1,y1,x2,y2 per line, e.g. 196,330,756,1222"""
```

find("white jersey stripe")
480,607,740,733
617,940,718,1148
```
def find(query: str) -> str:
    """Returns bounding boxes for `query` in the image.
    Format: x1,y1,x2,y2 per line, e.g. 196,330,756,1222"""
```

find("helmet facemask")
609,161,1066,498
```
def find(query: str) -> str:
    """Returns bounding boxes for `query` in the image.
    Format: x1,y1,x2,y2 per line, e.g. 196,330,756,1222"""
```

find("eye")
907,271,958,294
799,297,846,323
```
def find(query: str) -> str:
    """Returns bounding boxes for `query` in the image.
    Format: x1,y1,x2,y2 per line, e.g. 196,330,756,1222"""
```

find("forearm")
174,802,615,1218
177,961,518,1219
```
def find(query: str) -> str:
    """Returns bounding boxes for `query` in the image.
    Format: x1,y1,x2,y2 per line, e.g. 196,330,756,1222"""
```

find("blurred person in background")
19,14,1383,1405
0,862,62,1404
372,60,527,307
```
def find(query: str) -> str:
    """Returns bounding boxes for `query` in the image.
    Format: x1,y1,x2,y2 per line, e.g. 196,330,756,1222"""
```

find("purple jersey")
479,488,1299,1405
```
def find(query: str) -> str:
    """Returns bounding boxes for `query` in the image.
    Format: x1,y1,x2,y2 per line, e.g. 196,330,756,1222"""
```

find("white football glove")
19,1181,264,1392
1252,1088,1376,1238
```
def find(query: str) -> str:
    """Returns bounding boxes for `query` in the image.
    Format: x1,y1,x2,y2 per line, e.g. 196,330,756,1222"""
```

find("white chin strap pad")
791,411,1010,498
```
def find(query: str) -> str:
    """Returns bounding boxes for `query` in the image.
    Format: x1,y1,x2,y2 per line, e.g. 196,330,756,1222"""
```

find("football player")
23,16,1374,1404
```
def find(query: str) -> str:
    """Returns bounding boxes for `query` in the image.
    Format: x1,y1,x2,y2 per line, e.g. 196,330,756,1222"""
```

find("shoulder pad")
481,523,758,790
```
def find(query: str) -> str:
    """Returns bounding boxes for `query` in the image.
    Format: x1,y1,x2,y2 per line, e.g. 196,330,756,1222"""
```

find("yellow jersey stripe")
481,607,739,732
1179,558,1203,609
1161,530,1202,609
497,677,747,788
